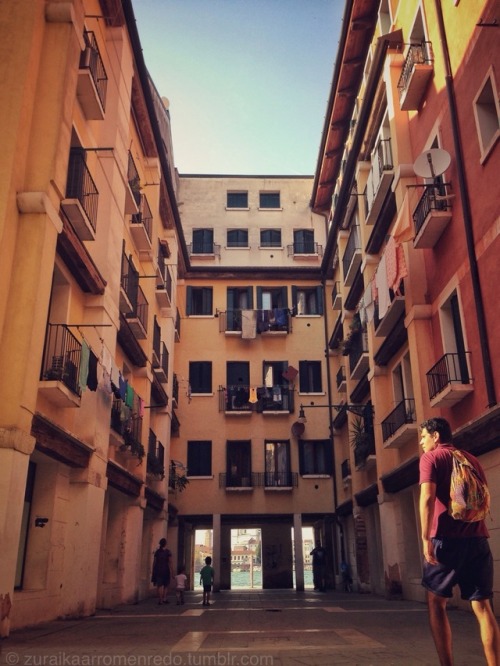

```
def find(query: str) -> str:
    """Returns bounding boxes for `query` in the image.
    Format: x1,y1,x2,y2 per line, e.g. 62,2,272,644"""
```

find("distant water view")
194,567,314,590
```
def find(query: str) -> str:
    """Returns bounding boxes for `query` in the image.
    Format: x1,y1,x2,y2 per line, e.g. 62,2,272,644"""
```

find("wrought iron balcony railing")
80,30,108,110
131,193,153,243
219,385,295,413
381,398,416,443
188,242,221,257
413,183,452,237
41,324,82,397
65,149,99,232
219,308,291,334
397,42,433,98
287,242,323,256
426,352,471,401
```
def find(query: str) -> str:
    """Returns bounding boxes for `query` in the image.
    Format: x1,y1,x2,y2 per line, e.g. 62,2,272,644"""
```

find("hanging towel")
87,351,98,391
248,387,258,403
393,243,408,293
241,310,257,339
111,361,120,388
118,373,127,401
385,236,398,289
376,253,390,319
125,382,134,409
264,366,274,388
78,341,90,392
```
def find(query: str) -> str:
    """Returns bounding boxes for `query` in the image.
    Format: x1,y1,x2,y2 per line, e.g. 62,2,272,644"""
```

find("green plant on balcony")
169,462,189,493
120,428,145,463
341,313,363,356
349,416,374,466
147,453,165,479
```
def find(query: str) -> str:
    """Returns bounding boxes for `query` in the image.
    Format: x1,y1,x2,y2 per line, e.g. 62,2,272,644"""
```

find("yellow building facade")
0,0,183,634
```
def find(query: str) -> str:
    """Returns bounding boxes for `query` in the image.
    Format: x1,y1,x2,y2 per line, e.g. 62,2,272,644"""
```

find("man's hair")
205,556,212,564
420,417,453,443
159,537,167,547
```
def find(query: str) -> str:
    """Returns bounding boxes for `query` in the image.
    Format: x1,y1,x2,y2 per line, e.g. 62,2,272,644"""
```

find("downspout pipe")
434,0,496,408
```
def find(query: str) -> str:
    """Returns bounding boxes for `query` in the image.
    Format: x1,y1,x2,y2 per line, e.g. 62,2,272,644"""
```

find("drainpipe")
434,0,496,408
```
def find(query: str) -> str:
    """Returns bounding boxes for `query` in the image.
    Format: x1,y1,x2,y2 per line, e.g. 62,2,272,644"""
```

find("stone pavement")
0,589,489,666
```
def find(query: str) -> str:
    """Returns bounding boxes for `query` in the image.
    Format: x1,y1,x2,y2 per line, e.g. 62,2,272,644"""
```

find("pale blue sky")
133,0,344,175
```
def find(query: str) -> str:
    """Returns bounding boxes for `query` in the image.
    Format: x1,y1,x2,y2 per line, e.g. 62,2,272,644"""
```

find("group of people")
151,540,214,607
150,417,499,664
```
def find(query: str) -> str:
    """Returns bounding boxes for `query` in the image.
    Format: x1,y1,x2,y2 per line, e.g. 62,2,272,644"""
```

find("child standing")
175,566,188,605
199,556,214,606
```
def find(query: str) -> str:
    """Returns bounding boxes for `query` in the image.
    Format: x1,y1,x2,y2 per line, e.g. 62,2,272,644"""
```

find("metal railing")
426,352,471,400
219,309,291,334
219,385,294,413
397,42,433,97
287,242,323,256
381,398,416,442
40,324,82,397
188,242,221,257
110,396,143,454
219,473,256,489
66,149,98,232
172,373,179,404
342,225,360,279
413,183,452,237
256,472,298,488
336,366,346,391
127,152,141,206
80,30,108,110
131,193,153,243
332,281,341,308
147,429,165,477
341,459,351,480
363,137,393,216
126,284,148,333
348,329,369,375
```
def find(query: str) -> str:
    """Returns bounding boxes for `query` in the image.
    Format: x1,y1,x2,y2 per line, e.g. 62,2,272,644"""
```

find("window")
292,286,323,315
226,287,253,331
187,441,212,476
192,228,214,254
265,440,291,486
294,229,315,254
298,439,332,475
186,286,213,315
260,229,281,247
299,361,322,393
226,440,252,487
256,286,287,310
227,191,248,208
473,71,500,161
189,361,212,393
259,192,280,208
227,229,248,248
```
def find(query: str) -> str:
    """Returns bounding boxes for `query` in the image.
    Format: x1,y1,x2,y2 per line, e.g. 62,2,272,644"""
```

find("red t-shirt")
419,443,489,538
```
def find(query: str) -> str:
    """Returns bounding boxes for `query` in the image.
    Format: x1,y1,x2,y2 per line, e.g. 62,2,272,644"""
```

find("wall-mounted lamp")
35,517,49,528
214,309,220,318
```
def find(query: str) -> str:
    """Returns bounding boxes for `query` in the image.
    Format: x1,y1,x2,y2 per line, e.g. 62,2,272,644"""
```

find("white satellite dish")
413,148,451,179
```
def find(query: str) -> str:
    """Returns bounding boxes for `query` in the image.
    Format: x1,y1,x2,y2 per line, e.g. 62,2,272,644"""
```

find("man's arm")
419,481,438,565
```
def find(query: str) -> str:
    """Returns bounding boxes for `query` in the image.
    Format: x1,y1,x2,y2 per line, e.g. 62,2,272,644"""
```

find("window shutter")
291,286,298,309
256,287,263,309
280,286,288,308
316,286,324,315
246,286,253,309
186,286,192,315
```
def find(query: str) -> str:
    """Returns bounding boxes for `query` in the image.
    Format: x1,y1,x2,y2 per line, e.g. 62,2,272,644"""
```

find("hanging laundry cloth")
125,382,134,409
118,373,127,401
241,310,257,339
274,308,287,327
272,386,282,403
111,361,120,389
248,387,258,403
363,279,375,323
393,243,408,293
87,351,98,391
376,253,390,319
264,366,274,388
385,236,398,289
78,341,90,392
282,365,298,383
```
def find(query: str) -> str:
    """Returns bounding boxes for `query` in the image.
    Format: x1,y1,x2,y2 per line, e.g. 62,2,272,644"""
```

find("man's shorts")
422,536,493,601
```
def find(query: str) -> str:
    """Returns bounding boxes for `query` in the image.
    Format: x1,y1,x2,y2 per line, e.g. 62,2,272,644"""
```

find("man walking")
419,417,499,665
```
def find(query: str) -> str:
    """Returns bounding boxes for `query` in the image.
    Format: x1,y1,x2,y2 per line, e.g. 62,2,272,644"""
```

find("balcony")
61,149,98,241
188,242,221,258
426,352,473,407
219,473,256,491
257,472,298,489
172,373,179,406
125,284,148,339
155,243,172,308
381,398,418,449
147,430,165,479
219,385,294,414
353,434,376,471
342,225,362,286
219,309,291,335
110,397,144,461
77,30,107,119
332,282,342,310
374,292,406,338
174,308,181,342
413,184,453,249
120,252,135,314
398,42,434,111
39,324,82,407
348,329,369,380
336,366,347,393
364,137,394,226
286,241,323,257
125,152,141,215
153,341,168,384
341,458,351,486
129,193,153,252
151,372,168,408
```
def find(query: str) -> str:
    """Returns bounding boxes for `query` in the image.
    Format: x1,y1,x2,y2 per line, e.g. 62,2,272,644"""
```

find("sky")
132,0,345,175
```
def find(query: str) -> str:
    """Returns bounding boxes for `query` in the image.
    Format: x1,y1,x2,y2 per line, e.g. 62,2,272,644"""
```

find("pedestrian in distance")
340,560,353,592
419,417,499,666
175,565,188,605
310,540,327,591
200,556,214,606
151,538,172,605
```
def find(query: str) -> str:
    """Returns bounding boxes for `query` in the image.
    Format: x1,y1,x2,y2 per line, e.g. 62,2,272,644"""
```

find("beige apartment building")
310,0,500,604
0,0,184,635
169,175,335,590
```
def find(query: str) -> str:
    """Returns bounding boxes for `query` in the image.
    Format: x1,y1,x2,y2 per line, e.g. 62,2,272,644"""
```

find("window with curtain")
298,439,332,475
292,286,323,315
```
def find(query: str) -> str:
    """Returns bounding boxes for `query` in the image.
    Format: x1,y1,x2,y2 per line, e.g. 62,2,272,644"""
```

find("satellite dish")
291,422,305,438
413,148,451,179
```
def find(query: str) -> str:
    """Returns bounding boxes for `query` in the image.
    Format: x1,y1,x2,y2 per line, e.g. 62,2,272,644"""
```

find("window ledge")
190,393,215,397
298,392,326,396
296,314,322,318
302,474,331,479
258,207,283,212
226,207,249,211
186,475,214,480
258,246,283,251
225,246,250,250
187,315,214,319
